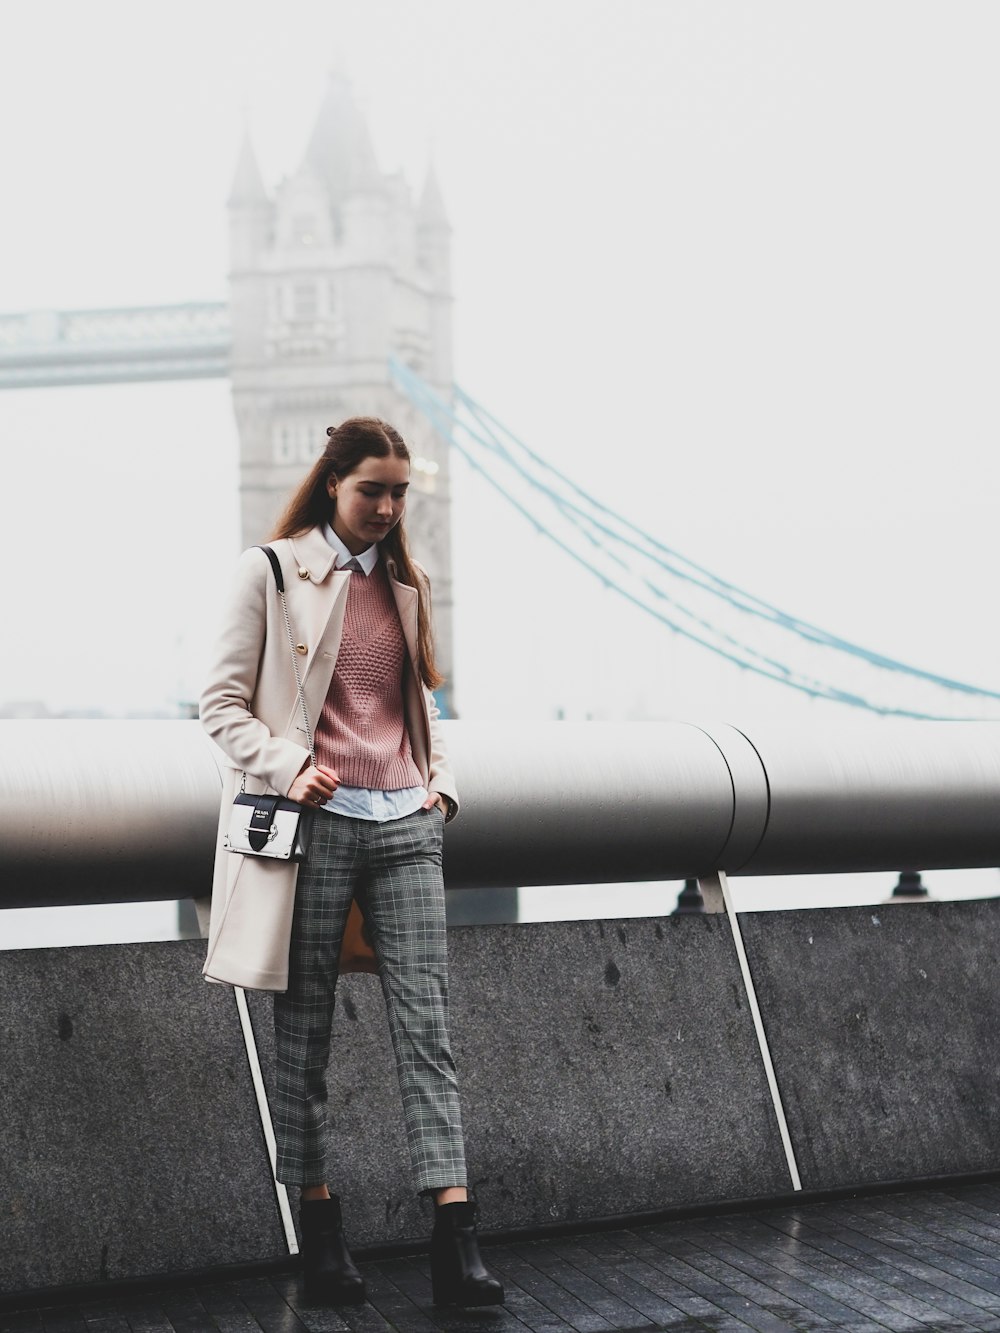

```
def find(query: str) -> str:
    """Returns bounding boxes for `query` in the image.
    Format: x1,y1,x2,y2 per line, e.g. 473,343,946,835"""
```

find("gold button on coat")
295,643,308,655
297,567,309,580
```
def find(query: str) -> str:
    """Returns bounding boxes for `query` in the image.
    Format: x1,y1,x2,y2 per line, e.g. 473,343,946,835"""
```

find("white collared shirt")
323,523,380,575
318,523,428,822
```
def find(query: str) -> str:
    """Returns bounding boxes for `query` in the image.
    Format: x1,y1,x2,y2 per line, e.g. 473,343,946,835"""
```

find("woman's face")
327,454,410,554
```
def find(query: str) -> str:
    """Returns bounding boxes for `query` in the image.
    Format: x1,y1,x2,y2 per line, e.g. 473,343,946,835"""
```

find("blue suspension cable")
389,358,983,720
452,396,830,685
394,366,863,707
453,384,1000,703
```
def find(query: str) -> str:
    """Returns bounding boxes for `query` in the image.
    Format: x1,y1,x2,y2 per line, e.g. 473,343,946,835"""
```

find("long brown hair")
270,417,443,690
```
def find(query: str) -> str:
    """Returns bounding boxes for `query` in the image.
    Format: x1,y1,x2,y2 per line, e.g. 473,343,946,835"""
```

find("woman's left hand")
422,793,447,815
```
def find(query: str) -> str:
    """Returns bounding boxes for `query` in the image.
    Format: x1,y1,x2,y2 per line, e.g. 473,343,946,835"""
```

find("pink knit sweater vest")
314,561,423,790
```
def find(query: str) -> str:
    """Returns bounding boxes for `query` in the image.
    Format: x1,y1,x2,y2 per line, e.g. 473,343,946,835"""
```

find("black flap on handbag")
232,792,302,852
247,794,280,852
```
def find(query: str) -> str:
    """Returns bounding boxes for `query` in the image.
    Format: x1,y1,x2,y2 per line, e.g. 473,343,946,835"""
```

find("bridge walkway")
6,1181,1000,1333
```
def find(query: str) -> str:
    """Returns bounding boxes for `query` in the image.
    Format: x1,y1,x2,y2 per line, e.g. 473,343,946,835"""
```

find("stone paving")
7,1181,1000,1332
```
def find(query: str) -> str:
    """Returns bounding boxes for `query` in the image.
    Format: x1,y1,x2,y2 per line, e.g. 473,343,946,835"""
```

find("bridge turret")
302,70,382,212
228,129,272,268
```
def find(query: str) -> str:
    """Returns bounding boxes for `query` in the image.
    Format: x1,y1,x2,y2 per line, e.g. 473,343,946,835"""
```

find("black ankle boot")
430,1201,505,1307
299,1195,366,1305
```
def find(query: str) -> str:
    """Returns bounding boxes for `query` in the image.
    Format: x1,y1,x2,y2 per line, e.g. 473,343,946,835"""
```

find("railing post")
699,870,802,1192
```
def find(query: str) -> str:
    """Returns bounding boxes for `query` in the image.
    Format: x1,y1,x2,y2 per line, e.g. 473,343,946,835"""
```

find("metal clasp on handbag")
244,822,279,842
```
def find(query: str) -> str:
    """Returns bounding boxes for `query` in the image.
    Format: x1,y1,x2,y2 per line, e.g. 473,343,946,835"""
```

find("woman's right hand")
287,762,340,807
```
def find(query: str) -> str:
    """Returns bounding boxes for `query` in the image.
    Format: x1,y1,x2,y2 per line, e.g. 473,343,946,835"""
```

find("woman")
200,417,503,1309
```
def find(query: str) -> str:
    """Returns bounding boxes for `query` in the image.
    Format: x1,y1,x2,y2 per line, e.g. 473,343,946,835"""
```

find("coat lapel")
384,556,432,770
287,529,352,731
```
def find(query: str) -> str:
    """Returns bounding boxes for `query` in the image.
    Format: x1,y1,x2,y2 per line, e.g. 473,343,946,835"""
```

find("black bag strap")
237,545,316,797
255,544,285,594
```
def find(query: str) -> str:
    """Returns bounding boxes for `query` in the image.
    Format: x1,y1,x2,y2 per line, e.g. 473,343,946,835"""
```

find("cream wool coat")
200,525,459,992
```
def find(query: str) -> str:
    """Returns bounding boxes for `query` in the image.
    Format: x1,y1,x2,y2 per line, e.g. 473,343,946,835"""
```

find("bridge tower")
228,74,455,696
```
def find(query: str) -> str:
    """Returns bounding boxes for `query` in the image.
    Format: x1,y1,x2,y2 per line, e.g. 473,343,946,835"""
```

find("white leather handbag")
224,790,313,861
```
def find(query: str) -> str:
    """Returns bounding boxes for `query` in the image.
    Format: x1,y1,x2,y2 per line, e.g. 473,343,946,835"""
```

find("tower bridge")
0,72,456,691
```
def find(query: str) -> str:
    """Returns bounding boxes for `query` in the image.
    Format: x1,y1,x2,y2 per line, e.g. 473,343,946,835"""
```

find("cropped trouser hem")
272,806,467,1193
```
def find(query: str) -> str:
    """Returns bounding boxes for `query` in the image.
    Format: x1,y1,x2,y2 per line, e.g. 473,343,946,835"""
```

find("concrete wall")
0,942,286,1296
740,899,1000,1188
3,899,1000,1299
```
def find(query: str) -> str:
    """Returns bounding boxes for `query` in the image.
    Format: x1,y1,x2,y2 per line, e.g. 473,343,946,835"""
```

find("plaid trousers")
272,804,468,1193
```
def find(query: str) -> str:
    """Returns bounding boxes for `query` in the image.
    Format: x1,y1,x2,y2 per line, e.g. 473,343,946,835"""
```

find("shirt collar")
323,523,379,575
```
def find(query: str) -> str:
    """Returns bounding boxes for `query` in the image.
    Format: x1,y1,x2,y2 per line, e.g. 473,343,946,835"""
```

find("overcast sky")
1,2,999,937
1,0,997,724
